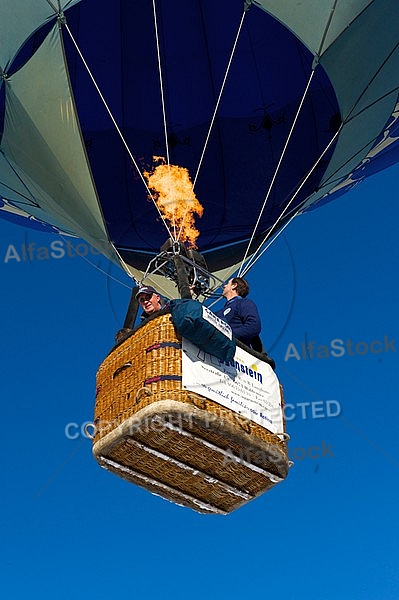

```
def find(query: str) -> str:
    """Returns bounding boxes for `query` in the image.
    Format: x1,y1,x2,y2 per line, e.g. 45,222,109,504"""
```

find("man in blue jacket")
215,277,261,348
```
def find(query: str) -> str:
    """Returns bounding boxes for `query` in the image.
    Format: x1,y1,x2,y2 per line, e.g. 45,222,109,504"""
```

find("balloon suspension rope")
151,0,249,247
192,6,249,189
238,0,340,277
237,68,315,276
240,0,398,278
63,21,175,244
240,125,342,276
152,0,177,241
176,4,250,245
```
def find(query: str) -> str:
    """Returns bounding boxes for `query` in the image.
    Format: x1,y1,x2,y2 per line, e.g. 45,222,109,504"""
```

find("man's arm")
233,298,261,341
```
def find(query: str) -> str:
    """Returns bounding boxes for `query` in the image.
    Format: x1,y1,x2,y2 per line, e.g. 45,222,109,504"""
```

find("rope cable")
241,126,342,275
240,215,296,277
152,0,170,168
63,22,175,242
316,0,339,57
176,5,249,244
237,68,316,275
238,1,341,276
193,7,248,190
45,0,58,14
152,0,177,241
242,65,399,276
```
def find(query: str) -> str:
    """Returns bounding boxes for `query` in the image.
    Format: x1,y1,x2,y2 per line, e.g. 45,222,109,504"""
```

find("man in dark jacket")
136,285,163,317
115,285,167,345
215,277,261,347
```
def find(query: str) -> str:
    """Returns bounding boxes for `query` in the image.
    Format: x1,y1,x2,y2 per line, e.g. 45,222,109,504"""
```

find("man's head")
222,277,249,300
136,285,162,315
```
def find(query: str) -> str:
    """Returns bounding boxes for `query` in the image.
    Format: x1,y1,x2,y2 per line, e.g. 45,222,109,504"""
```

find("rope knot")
57,11,67,25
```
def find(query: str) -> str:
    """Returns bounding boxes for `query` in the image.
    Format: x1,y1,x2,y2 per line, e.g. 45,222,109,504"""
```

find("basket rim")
93,399,288,478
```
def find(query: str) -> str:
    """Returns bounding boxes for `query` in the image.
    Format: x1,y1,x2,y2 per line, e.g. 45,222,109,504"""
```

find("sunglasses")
138,293,154,303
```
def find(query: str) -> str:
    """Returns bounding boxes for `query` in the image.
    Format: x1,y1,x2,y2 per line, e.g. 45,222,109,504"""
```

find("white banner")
182,338,284,434
201,305,232,339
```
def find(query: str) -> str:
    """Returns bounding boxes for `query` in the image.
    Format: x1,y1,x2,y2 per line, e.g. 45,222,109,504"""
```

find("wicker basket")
92,313,290,514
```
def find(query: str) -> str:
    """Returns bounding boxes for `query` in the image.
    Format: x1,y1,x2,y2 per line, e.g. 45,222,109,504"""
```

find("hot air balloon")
2,0,399,512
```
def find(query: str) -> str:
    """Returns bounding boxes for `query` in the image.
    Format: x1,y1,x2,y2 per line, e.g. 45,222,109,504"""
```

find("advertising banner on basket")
182,338,284,434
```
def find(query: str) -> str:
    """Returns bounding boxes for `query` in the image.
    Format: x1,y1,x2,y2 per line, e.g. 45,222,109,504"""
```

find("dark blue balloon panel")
0,1,367,270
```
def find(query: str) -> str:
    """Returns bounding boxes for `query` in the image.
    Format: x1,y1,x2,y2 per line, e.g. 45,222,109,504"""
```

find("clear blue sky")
1,164,398,599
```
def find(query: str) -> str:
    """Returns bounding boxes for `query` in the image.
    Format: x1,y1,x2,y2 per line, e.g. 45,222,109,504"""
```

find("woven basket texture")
93,313,289,513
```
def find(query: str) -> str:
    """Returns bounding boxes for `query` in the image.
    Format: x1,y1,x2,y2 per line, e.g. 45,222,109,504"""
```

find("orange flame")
144,157,203,247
